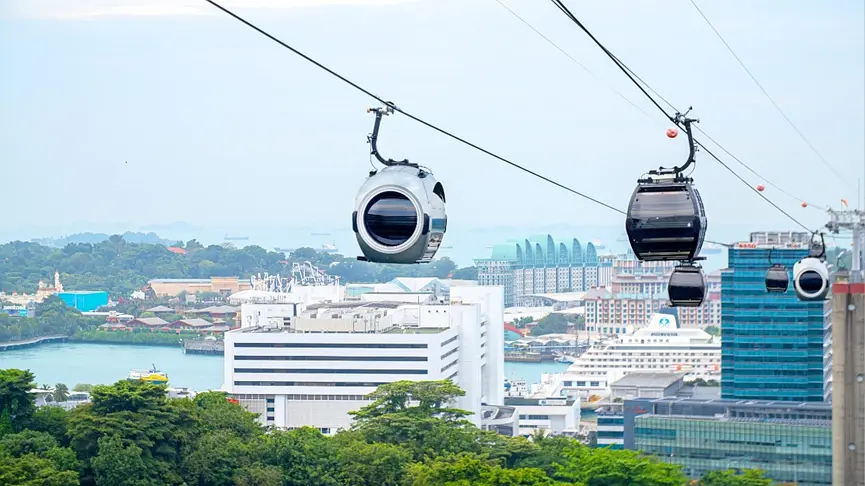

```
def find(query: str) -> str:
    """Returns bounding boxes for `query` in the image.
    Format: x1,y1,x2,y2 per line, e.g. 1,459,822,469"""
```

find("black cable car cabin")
765,264,789,293
625,181,707,262
667,264,706,307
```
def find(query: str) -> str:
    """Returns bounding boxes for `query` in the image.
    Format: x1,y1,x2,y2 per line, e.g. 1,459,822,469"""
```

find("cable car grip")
367,102,415,168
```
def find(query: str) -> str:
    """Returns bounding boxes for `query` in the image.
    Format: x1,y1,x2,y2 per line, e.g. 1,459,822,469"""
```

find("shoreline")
0,337,196,352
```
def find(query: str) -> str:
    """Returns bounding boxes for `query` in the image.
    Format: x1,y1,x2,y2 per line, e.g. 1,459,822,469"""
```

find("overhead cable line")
684,0,853,190
490,0,657,123
492,0,821,211
202,0,626,216
548,0,815,232
611,53,824,209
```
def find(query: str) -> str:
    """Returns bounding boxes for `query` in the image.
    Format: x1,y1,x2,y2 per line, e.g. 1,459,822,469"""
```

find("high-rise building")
721,231,832,402
475,235,611,307
225,286,504,432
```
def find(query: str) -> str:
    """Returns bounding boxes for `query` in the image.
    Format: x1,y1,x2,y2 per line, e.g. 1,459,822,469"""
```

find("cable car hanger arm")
367,103,412,167
652,108,699,178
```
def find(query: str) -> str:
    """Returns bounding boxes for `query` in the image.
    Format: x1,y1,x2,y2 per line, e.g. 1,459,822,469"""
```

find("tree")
0,453,80,486
5,369,774,486
406,453,567,486
548,444,688,486
698,469,773,486
0,368,36,435
530,313,572,336
72,384,94,393
90,435,150,486
704,326,721,336
232,463,284,486
258,427,338,486
0,238,477,300
331,435,412,486
24,406,71,445
350,380,469,422
66,380,197,485
53,383,70,402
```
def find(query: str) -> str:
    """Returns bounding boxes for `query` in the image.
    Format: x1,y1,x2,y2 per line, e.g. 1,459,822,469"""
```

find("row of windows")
235,355,428,362
284,394,374,401
519,414,550,420
441,335,458,347
597,430,624,439
598,417,624,426
234,381,387,387
235,368,428,375
235,343,428,349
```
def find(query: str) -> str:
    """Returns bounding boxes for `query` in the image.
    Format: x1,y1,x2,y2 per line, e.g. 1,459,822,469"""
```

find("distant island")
31,231,173,248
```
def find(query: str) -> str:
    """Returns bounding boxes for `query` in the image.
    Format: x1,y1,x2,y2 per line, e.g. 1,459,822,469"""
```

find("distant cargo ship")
224,235,250,241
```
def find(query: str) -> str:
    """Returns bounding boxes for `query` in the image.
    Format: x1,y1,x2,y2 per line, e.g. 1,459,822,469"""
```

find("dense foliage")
0,237,475,297
0,372,779,486
70,330,202,346
0,297,102,343
529,313,580,336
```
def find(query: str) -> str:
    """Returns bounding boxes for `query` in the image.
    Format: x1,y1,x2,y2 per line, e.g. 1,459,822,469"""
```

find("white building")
224,286,505,433
503,374,581,437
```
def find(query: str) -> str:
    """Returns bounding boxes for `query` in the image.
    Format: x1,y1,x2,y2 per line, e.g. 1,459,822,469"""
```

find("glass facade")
633,414,832,486
721,246,832,402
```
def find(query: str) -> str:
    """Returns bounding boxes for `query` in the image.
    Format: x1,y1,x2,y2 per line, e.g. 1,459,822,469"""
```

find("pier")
183,339,224,355
0,335,68,351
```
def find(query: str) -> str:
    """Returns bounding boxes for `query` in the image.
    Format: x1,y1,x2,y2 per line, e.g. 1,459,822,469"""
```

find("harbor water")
0,342,570,391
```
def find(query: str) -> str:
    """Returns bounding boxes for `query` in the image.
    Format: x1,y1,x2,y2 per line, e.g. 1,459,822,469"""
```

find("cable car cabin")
765,264,789,293
625,181,707,262
667,265,706,307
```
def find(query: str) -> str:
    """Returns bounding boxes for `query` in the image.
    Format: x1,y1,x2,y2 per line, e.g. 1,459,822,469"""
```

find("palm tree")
52,383,69,402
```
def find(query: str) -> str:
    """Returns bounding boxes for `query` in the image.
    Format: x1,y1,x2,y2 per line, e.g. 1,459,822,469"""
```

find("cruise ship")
558,312,721,400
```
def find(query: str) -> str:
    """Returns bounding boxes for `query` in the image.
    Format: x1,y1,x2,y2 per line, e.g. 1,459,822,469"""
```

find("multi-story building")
224,286,505,433
721,232,832,402
584,273,721,334
475,235,611,307
593,372,690,450
598,254,616,287
628,397,832,486
610,273,669,296
612,251,679,277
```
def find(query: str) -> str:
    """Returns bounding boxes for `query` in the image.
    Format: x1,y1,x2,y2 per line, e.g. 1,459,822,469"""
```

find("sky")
1,0,863,258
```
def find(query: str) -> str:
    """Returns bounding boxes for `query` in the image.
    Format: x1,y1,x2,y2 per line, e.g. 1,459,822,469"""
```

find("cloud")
5,0,418,20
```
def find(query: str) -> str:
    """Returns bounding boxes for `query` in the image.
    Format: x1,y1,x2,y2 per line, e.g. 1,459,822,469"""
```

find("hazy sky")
1,0,863,240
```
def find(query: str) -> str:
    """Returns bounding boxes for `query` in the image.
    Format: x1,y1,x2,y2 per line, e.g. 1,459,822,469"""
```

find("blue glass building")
720,233,832,402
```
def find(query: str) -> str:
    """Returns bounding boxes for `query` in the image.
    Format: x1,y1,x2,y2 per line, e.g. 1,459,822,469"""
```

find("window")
235,343,428,349
235,368,428,375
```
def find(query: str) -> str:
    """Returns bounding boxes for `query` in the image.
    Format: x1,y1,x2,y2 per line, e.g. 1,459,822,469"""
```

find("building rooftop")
523,292,586,302
639,395,833,411
174,318,212,328
637,413,831,427
305,301,405,310
146,305,174,313
612,372,686,389
383,327,448,334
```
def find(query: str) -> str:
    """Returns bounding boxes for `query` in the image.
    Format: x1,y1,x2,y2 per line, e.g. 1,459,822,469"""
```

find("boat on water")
558,312,721,399
128,364,169,385
504,351,542,363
